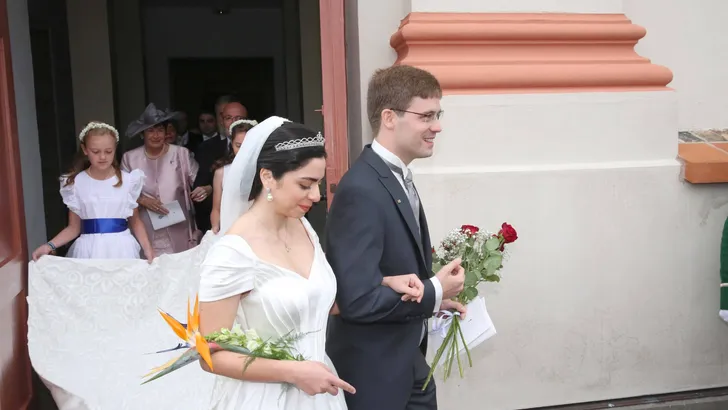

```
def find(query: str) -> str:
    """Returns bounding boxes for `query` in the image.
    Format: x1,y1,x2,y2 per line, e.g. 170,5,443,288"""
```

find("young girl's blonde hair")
64,122,122,187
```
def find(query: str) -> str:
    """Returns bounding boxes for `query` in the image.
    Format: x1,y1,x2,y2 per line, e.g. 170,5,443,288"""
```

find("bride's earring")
266,187,273,202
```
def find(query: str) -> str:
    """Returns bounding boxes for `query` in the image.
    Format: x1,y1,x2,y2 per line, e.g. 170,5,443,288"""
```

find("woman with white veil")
197,117,425,409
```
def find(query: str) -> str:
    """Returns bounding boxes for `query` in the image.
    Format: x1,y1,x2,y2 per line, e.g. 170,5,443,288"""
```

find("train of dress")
27,233,218,410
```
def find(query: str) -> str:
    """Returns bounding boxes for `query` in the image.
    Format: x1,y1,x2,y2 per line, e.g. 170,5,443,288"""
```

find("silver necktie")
389,164,420,229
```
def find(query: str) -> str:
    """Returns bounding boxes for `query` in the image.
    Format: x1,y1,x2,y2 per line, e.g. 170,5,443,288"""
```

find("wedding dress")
27,233,218,410
199,218,347,409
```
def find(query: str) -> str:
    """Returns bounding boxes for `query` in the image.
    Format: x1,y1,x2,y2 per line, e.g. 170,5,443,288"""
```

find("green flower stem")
421,312,477,391
457,317,473,368
453,324,462,378
422,319,456,390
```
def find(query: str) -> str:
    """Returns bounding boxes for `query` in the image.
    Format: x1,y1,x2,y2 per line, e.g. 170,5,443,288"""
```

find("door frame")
0,0,33,406
319,0,348,207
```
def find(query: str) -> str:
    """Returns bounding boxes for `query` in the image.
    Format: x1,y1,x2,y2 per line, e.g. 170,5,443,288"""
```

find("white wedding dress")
199,218,347,409
27,233,219,410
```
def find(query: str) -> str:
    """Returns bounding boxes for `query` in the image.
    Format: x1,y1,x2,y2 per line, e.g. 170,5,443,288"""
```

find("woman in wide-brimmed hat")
121,103,206,255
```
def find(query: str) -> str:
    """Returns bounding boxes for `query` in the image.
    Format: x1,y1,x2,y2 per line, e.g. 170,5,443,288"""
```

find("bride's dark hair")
249,122,327,201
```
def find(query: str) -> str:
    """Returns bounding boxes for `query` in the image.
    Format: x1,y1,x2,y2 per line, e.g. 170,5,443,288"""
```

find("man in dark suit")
191,108,229,233
173,112,203,154
325,65,467,410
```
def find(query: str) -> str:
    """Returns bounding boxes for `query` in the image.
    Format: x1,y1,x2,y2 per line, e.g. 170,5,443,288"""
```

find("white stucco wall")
419,92,728,409
346,0,728,408
624,0,728,131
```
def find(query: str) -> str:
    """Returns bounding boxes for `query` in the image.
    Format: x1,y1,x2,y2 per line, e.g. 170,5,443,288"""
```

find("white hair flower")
78,121,119,142
228,119,258,136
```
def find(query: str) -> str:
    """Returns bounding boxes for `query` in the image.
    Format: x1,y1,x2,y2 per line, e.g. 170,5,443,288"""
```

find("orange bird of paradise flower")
142,294,214,383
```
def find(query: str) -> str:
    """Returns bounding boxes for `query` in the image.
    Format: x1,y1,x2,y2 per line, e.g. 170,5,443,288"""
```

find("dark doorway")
29,0,78,256
168,57,276,124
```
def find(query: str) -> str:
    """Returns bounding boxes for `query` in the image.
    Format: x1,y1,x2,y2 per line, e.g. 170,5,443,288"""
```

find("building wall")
346,0,728,408
8,0,45,252
345,0,408,157
66,0,116,131
625,0,728,131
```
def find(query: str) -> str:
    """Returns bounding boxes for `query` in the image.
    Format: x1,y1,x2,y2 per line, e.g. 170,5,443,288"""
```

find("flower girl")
210,119,257,233
31,121,154,261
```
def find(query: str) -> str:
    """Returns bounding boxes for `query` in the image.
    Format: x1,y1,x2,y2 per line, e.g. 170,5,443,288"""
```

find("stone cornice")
390,13,674,94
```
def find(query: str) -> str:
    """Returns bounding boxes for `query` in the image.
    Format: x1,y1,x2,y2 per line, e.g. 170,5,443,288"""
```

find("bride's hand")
287,361,356,396
382,274,424,303
329,303,340,315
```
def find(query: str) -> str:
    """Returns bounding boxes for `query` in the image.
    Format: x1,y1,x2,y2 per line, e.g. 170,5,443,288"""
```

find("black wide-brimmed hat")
125,103,182,137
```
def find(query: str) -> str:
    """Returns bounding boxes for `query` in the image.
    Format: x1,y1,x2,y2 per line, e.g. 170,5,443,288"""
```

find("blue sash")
81,218,128,235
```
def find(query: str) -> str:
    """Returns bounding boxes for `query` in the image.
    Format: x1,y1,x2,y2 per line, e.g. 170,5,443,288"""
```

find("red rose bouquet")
424,223,518,389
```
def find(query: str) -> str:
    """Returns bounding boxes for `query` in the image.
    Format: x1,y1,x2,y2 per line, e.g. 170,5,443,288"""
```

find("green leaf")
459,287,478,304
432,261,442,275
483,255,503,275
485,236,501,251
464,270,479,287
485,274,501,283
141,348,200,385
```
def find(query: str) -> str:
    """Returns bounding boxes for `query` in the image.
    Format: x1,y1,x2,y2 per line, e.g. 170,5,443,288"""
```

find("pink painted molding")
390,13,674,94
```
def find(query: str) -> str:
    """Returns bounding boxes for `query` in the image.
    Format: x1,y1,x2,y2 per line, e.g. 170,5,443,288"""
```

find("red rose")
431,247,436,254
499,223,518,243
461,225,479,236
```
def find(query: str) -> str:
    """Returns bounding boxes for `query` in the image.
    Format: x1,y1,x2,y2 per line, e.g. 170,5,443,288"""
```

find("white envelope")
147,200,186,230
428,296,497,361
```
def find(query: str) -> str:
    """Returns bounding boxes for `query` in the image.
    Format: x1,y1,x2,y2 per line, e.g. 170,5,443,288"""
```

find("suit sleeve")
193,150,212,188
325,183,437,323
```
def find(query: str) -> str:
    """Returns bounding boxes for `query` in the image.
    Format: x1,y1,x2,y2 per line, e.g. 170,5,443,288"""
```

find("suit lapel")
362,147,426,266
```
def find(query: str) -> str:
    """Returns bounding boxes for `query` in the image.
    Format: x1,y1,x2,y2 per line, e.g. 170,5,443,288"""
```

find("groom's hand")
441,299,467,319
436,258,465,299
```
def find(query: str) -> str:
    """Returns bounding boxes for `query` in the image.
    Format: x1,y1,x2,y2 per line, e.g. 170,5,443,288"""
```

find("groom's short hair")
367,65,442,136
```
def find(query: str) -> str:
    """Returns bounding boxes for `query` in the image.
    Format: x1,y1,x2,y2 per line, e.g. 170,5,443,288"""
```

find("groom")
325,65,466,410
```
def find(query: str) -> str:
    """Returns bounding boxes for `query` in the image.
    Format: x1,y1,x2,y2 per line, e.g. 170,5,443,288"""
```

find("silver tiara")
274,132,325,151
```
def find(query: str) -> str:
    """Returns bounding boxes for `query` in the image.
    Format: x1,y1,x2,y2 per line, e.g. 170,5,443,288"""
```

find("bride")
197,116,425,409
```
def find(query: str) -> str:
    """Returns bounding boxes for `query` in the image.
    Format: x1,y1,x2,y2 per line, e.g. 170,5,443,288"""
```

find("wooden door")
319,0,349,206
0,0,33,407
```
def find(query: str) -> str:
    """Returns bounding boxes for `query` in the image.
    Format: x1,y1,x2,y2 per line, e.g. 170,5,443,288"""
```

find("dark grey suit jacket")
191,135,228,233
325,145,436,410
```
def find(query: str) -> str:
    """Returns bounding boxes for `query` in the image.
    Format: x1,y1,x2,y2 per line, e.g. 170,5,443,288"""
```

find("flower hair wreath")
78,121,120,143
228,119,259,136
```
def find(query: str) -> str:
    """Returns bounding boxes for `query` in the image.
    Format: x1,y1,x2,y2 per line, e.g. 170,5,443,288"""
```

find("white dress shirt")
202,132,223,142
176,131,189,147
371,140,443,342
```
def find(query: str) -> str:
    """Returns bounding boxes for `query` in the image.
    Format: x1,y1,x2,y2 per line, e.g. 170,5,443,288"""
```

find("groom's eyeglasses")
390,108,444,123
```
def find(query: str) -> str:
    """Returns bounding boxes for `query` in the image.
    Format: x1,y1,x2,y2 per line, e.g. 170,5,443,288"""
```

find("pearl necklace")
144,144,167,160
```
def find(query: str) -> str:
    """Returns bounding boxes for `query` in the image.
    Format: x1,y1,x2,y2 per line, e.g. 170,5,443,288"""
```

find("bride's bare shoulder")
224,214,261,242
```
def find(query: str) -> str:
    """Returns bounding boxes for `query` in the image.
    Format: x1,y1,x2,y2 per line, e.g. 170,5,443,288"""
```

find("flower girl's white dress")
199,217,348,410
59,169,145,258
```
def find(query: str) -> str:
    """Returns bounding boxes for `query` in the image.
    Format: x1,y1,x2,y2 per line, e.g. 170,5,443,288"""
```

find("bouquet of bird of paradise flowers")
142,294,306,384
423,223,518,390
